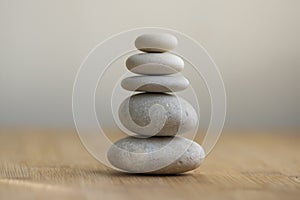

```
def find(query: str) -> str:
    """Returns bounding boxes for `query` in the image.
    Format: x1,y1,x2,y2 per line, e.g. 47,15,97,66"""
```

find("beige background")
0,0,299,131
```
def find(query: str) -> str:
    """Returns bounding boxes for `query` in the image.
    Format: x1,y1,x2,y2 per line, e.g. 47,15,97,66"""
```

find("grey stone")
135,33,178,53
107,136,205,174
126,53,184,75
118,93,198,136
121,75,189,92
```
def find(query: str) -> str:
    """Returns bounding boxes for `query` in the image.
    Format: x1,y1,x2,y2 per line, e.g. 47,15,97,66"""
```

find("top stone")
135,33,178,53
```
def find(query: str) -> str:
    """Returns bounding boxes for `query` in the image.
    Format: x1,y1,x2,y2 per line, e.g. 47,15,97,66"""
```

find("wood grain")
0,128,299,200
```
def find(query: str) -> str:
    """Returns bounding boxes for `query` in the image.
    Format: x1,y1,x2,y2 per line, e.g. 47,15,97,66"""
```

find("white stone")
107,136,205,174
135,33,178,53
121,75,189,92
118,93,198,136
126,53,184,75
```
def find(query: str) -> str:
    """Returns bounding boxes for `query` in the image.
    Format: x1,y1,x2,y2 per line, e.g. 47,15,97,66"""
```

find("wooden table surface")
0,129,299,200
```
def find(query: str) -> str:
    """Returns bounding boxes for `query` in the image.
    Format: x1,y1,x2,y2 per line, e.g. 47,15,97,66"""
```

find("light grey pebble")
107,136,205,174
118,93,198,136
135,33,178,53
121,75,189,92
126,53,184,75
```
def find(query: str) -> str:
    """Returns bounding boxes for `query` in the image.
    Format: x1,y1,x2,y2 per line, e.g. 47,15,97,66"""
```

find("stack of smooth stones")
107,33,205,174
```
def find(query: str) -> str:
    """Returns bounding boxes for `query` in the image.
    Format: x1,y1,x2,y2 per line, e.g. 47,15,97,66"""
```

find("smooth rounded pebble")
121,75,189,92
126,53,184,75
135,33,178,53
119,93,198,136
107,136,205,174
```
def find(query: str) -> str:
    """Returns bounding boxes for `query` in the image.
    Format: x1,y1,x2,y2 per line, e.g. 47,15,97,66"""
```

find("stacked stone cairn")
107,33,205,174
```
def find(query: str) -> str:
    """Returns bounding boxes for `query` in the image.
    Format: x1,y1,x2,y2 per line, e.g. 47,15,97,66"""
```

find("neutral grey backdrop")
0,0,299,131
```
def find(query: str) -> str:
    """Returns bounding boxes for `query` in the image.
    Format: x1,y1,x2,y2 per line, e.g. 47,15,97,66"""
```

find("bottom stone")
107,136,205,174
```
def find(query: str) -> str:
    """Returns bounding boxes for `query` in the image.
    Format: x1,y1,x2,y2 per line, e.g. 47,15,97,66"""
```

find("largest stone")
118,93,198,136
107,136,205,174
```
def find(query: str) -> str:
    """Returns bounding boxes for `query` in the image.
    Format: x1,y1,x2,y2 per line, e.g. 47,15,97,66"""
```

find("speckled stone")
121,75,189,92
126,53,184,75
107,136,205,174
118,93,198,136
135,33,178,53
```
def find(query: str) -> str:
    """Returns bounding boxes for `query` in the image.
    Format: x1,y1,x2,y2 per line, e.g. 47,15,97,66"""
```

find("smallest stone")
135,33,178,53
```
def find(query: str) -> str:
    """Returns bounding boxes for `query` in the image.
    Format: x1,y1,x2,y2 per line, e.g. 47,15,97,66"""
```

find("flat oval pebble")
119,93,198,136
135,33,178,53
107,136,205,174
126,53,184,75
121,75,189,92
